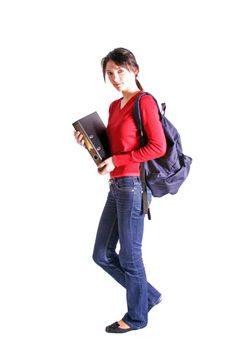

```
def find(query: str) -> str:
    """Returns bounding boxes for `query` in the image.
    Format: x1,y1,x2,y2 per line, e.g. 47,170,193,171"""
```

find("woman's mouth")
114,83,122,88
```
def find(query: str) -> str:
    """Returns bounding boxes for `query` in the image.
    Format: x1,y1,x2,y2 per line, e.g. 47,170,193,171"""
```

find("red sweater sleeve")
112,95,167,167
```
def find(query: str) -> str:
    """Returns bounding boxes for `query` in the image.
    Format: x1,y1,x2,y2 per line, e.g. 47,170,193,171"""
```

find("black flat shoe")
105,321,134,333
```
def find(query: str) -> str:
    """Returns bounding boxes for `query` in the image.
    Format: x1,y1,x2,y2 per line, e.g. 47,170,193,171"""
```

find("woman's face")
105,60,137,92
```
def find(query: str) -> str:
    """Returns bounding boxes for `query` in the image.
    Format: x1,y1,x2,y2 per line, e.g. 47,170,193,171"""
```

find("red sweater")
107,91,167,178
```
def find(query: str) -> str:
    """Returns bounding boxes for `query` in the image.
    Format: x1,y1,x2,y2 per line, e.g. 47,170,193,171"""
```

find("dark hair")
101,47,143,90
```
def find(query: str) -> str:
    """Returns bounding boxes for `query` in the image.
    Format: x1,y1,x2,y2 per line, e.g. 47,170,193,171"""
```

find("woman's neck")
121,88,141,100
120,88,141,109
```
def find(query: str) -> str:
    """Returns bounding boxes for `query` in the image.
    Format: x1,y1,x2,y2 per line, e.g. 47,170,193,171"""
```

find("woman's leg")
92,187,126,283
112,176,149,329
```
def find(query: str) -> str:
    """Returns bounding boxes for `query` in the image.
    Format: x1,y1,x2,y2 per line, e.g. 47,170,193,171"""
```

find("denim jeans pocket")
115,177,136,192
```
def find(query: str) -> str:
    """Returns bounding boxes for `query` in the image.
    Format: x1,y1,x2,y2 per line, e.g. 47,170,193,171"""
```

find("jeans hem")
122,316,148,330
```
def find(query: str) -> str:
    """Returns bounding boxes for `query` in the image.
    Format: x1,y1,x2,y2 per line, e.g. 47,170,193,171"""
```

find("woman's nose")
112,73,120,82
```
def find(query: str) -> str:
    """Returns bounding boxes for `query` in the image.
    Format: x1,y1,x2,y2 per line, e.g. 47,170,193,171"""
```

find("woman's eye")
118,69,123,74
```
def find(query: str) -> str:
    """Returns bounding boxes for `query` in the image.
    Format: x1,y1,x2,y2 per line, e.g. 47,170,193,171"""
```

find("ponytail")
136,78,143,91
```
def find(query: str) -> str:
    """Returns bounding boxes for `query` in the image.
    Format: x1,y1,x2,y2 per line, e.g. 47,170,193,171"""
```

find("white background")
0,0,232,349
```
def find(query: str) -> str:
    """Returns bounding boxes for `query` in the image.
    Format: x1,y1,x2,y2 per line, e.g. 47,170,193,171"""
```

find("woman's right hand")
74,130,85,147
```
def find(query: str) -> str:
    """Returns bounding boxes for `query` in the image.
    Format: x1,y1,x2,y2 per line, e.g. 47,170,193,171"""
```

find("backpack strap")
140,163,151,220
134,92,164,121
133,92,165,220
133,92,155,220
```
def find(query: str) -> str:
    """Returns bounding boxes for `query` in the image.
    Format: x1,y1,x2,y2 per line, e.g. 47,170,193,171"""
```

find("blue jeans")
92,176,161,329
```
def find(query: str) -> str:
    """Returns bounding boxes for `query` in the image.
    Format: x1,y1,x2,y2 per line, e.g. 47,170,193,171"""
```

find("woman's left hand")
98,157,115,175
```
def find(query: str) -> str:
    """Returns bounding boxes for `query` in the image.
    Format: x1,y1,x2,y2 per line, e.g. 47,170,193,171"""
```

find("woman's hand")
73,130,85,147
98,157,115,175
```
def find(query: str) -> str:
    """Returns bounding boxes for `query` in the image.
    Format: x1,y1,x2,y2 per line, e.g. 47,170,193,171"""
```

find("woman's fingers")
98,157,115,175
74,130,85,146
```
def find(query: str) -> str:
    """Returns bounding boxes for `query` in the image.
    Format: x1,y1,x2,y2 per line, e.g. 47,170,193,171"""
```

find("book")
72,111,111,166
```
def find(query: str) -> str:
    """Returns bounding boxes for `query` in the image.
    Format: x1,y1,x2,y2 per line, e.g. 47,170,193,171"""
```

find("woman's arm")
112,95,167,167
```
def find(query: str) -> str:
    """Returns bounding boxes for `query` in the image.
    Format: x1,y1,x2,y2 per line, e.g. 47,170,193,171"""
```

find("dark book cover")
72,111,111,165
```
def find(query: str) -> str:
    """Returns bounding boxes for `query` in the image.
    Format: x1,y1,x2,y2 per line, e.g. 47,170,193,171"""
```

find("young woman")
74,48,167,333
